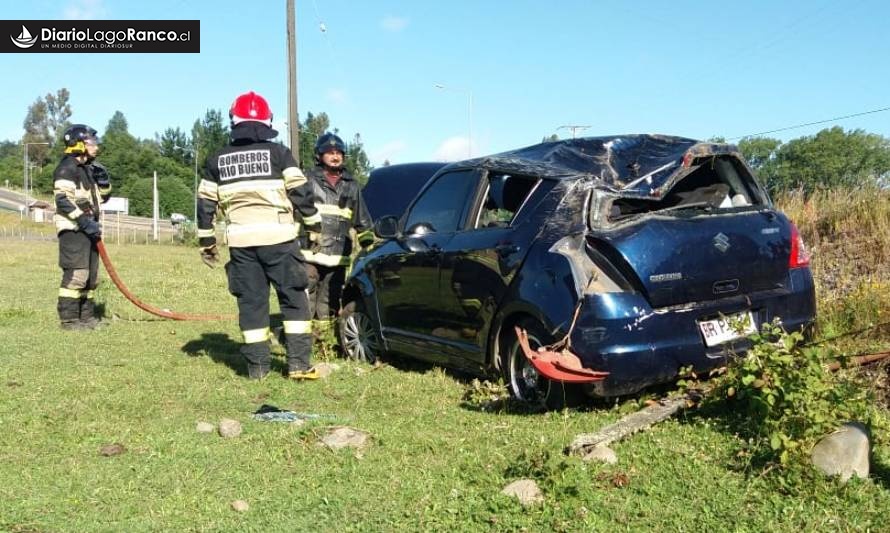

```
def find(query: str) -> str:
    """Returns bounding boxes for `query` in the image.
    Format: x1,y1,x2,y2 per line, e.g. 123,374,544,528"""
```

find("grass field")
1,195,890,531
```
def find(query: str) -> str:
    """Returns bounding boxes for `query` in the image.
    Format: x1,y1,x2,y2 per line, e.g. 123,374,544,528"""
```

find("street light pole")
23,141,49,219
434,84,473,158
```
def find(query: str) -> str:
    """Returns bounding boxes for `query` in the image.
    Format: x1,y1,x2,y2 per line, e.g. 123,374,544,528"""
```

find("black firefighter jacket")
299,167,373,267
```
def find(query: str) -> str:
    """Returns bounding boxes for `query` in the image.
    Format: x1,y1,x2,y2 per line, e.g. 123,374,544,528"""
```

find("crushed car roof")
466,134,741,195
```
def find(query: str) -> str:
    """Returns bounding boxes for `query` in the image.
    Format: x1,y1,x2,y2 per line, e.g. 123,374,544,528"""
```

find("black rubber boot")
79,298,105,329
58,297,84,331
241,342,271,379
285,333,313,373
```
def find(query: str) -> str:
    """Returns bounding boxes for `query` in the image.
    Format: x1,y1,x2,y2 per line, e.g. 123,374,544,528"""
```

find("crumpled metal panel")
473,134,740,197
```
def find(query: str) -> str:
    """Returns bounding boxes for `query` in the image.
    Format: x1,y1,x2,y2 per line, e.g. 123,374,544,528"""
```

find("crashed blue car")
339,135,816,407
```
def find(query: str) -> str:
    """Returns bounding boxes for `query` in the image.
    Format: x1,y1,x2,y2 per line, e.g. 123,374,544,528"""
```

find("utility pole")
287,0,299,160
193,134,199,223
557,125,591,139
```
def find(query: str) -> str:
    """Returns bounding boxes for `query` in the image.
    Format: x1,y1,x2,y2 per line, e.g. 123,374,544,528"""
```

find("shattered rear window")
607,156,765,221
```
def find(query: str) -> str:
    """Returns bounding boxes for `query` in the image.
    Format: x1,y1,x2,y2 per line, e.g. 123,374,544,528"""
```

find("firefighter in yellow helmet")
53,124,112,330
196,91,322,380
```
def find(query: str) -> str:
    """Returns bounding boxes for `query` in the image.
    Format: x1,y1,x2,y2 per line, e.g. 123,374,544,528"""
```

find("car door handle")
495,244,520,257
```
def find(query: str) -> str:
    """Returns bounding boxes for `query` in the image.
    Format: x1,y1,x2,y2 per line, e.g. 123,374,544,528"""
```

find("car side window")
404,170,478,233
474,173,538,229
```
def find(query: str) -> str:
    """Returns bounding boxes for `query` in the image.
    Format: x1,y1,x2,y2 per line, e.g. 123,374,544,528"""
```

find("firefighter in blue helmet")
298,133,374,332
196,91,323,380
53,124,112,330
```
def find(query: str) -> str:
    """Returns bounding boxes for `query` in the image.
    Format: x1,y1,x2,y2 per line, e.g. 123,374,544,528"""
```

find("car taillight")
789,222,810,269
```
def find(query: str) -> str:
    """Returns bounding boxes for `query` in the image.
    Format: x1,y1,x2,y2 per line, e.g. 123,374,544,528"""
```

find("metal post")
23,142,50,220
193,136,199,223
152,170,159,241
287,0,300,158
23,142,28,218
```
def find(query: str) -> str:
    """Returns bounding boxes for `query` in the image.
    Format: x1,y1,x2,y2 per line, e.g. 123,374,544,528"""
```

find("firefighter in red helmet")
197,91,322,380
53,124,112,330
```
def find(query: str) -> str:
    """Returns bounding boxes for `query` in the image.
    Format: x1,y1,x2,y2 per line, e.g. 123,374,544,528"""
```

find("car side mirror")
374,215,400,239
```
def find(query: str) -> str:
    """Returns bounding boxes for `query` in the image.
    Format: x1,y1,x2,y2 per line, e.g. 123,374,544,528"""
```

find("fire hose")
97,240,235,321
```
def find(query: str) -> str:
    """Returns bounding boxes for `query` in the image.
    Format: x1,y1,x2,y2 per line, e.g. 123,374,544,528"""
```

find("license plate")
697,311,757,347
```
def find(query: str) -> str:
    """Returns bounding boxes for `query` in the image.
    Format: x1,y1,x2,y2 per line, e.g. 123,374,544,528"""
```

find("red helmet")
229,91,272,126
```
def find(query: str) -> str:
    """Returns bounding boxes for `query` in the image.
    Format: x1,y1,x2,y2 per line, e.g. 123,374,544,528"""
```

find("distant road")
0,187,175,232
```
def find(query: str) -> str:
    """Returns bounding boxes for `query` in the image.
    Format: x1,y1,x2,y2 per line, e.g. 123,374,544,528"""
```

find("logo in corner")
10,25,38,49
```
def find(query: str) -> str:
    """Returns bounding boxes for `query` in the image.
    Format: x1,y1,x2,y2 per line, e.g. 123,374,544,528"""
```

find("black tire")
338,299,381,363
500,318,569,410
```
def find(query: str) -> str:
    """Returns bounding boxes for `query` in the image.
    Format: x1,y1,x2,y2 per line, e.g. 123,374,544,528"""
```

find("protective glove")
200,244,220,268
76,214,102,241
356,229,375,249
91,163,111,189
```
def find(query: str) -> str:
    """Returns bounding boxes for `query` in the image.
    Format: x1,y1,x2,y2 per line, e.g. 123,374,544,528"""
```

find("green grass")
2,235,890,531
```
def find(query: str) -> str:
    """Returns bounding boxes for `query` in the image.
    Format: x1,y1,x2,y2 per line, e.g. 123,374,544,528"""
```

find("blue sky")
2,0,889,166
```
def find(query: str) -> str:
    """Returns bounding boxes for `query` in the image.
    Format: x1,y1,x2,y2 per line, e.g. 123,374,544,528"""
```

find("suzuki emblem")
713,232,730,253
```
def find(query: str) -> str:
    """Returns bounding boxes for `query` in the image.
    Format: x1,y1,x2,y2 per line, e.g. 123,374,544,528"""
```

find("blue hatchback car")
339,135,816,407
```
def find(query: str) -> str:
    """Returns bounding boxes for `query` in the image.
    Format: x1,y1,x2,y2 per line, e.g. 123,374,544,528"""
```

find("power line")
729,106,890,140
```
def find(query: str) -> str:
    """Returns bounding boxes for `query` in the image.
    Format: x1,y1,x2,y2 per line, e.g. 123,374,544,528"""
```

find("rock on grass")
219,419,242,438
196,421,215,434
319,426,369,451
501,479,544,506
230,499,249,512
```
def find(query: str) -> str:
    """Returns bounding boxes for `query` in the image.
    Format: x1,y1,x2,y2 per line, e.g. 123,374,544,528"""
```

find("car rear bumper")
569,268,816,396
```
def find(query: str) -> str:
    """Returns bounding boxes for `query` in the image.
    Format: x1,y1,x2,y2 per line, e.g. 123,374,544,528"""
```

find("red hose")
97,240,235,321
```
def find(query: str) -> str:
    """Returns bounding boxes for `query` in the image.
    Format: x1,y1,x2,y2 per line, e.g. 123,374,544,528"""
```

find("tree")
119,175,192,218
763,127,890,193
44,88,72,144
541,134,559,143
100,111,141,193
345,133,371,186
191,109,228,169
158,127,191,165
737,137,782,171
22,98,51,167
297,112,331,170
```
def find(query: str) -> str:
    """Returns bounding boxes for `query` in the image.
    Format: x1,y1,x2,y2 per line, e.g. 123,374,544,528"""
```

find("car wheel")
501,318,568,410
339,299,380,363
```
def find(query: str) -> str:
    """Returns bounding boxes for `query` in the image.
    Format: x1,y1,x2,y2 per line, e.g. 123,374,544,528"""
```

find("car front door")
372,169,482,361
436,172,547,364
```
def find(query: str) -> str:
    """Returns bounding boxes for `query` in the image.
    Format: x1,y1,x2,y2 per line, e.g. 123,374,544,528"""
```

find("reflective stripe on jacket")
53,155,110,234
197,135,317,248
299,167,373,266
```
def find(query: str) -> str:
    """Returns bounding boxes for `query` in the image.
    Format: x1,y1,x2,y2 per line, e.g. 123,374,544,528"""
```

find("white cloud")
325,88,349,105
380,15,409,32
63,0,108,20
370,140,407,166
433,136,472,162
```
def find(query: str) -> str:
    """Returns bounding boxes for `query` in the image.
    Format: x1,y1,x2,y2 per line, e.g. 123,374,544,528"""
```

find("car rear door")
436,172,547,363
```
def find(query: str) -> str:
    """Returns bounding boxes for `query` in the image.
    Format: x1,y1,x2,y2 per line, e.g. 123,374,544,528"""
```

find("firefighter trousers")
226,240,312,375
305,263,346,321
57,230,100,325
